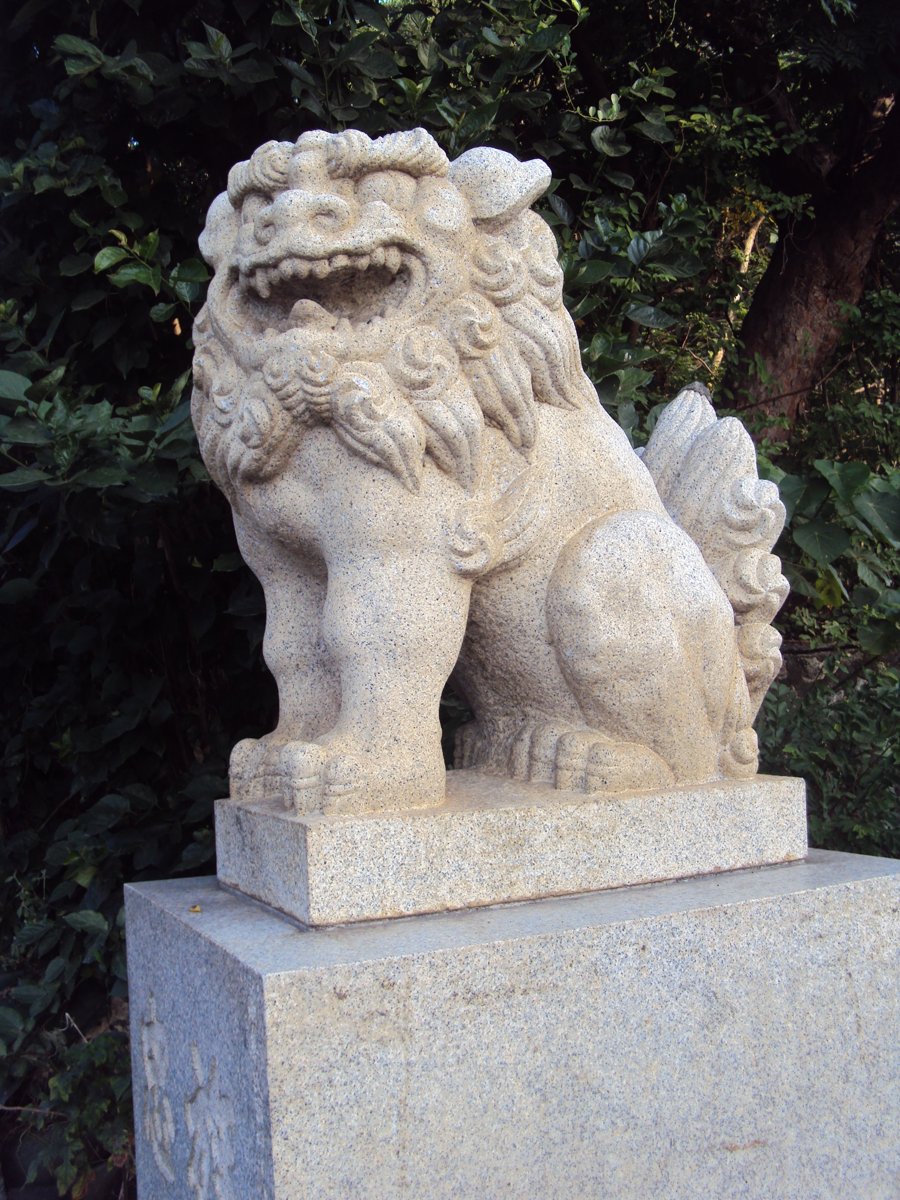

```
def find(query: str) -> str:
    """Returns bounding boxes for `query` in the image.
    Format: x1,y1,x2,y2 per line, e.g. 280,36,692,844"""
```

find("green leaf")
74,466,130,488
779,473,829,522
575,260,616,284
203,23,232,60
43,956,69,984
54,34,105,62
0,467,50,488
170,259,209,285
792,520,851,565
1,416,50,444
548,193,573,226
157,401,192,435
651,251,702,279
602,169,635,189
357,47,400,79
596,367,653,405
458,100,500,143
0,578,37,604
814,565,847,607
591,126,630,157
94,246,130,272
60,253,94,276
852,488,900,547
625,304,679,329
71,289,107,311
107,261,161,293
634,118,675,144
523,24,569,52
0,1006,25,1041
150,302,177,323
212,552,243,572
858,618,900,655
626,233,655,267
99,178,128,206
813,459,871,503
63,910,109,937
0,370,32,402
130,460,178,496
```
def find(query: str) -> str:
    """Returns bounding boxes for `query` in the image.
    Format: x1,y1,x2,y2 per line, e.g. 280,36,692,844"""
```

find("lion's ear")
448,148,551,223
198,192,238,269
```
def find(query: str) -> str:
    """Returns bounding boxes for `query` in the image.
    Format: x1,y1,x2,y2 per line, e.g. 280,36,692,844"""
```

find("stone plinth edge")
214,769,806,925
126,852,900,1199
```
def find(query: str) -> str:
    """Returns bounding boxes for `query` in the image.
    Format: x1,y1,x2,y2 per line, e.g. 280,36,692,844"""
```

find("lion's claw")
455,719,674,794
229,736,368,814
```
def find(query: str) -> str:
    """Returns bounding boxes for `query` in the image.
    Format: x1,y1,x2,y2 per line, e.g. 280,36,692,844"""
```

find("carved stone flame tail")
641,383,789,718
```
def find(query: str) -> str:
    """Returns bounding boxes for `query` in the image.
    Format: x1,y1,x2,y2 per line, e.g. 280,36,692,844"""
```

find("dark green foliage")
759,662,899,858
0,0,897,1194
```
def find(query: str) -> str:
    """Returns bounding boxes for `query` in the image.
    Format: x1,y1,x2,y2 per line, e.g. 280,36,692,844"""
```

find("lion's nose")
257,190,352,240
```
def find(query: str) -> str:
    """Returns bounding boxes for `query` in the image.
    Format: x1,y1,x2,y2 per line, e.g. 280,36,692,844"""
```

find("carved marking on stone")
140,995,175,1183
185,1045,236,1200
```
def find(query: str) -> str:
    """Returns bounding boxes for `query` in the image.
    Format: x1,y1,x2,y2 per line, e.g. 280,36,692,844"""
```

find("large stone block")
126,850,899,1199
215,770,807,924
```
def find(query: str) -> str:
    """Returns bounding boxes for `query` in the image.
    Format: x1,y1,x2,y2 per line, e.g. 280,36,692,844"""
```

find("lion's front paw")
229,736,365,814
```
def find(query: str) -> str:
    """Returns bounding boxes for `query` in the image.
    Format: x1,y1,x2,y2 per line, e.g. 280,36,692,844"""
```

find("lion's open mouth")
233,245,422,335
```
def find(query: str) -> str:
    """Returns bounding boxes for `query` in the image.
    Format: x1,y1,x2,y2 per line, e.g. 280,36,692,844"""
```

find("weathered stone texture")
127,850,900,1200
215,770,807,925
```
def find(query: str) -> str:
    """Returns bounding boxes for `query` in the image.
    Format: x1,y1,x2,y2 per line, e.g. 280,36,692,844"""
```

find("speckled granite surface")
192,130,788,820
127,850,899,1199
215,769,807,924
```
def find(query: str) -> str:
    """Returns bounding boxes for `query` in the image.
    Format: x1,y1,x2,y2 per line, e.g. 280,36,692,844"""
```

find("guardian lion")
192,128,787,814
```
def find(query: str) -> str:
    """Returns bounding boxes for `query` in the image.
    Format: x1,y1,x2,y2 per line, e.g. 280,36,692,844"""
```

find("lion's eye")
357,171,416,210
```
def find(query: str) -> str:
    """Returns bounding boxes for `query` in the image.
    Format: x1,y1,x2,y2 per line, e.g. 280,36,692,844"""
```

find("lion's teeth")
336,317,352,336
384,247,402,274
267,266,282,286
354,254,370,271
311,259,330,279
370,246,386,267
255,270,271,298
330,254,350,270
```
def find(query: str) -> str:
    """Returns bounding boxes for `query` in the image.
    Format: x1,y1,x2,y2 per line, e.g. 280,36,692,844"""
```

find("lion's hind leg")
546,509,742,786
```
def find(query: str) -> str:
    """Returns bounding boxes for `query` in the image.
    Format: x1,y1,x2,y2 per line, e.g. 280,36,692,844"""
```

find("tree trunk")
726,105,900,439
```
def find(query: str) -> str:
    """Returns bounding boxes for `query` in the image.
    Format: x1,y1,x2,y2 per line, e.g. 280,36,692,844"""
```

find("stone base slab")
215,769,807,925
126,850,899,1199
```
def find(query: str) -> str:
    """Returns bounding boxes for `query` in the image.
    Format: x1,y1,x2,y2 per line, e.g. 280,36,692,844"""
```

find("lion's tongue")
289,299,336,329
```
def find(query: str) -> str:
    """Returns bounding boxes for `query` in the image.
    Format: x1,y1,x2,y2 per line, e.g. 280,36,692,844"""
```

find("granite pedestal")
126,849,900,1200
215,771,807,925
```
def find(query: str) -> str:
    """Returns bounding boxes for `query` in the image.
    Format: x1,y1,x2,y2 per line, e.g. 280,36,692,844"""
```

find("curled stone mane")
192,131,595,511
325,128,450,180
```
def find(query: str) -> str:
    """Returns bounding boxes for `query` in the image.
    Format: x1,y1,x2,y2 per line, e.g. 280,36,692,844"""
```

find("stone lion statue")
192,127,788,815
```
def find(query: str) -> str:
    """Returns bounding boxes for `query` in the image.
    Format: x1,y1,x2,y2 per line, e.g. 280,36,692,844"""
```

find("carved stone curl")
192,127,788,815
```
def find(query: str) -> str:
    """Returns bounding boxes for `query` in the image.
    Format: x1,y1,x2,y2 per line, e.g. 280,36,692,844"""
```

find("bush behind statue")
1,0,897,1194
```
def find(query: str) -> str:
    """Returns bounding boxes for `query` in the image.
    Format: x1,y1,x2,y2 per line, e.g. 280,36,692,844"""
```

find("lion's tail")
640,382,789,719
